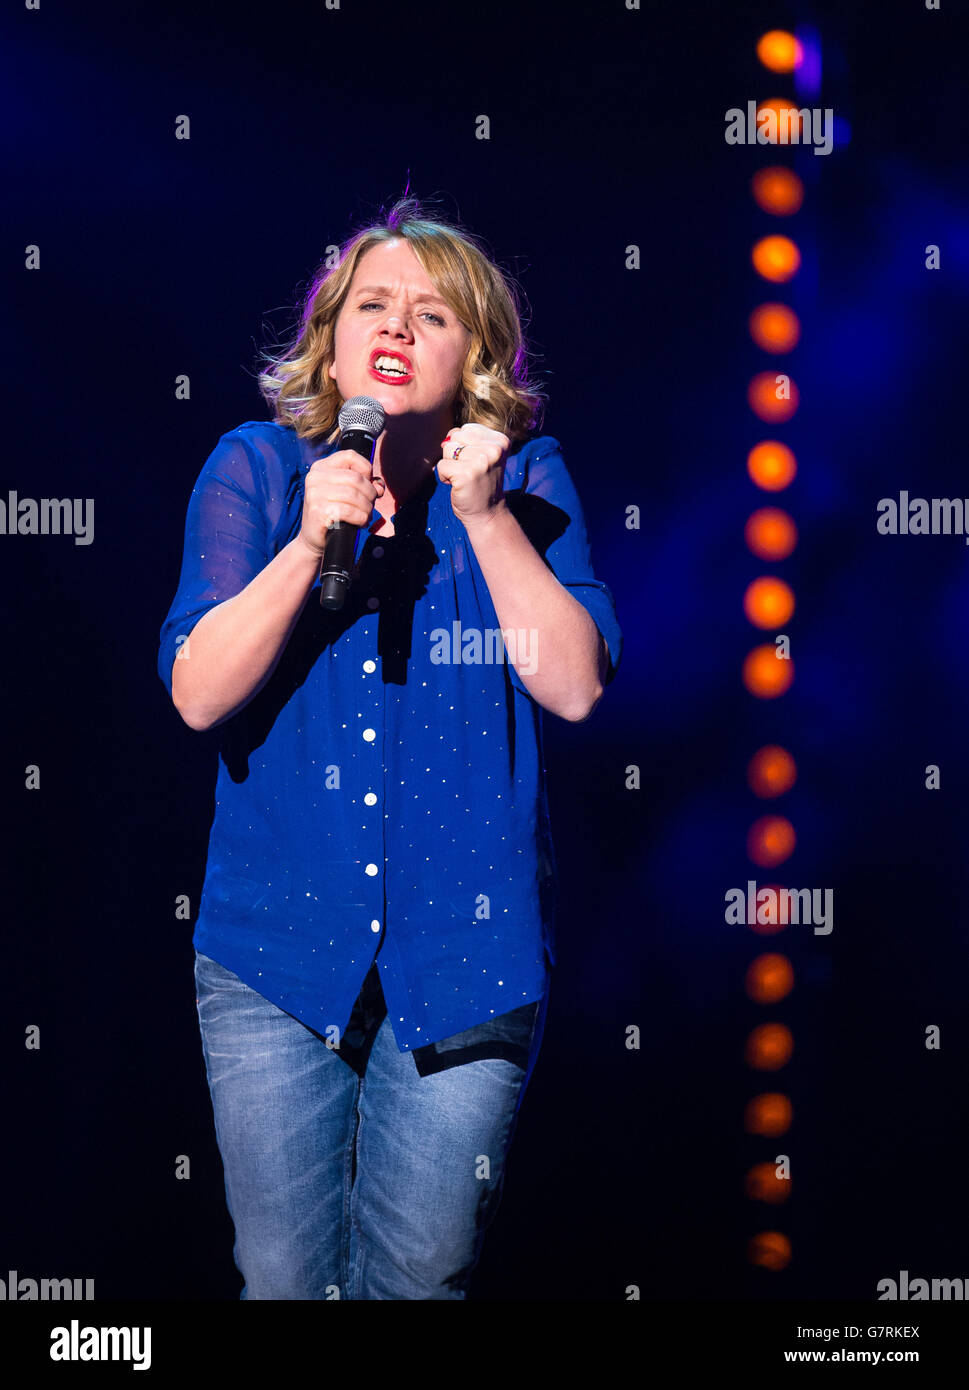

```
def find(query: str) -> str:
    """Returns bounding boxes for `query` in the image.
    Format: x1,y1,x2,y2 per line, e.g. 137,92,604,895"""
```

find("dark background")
3,0,969,1301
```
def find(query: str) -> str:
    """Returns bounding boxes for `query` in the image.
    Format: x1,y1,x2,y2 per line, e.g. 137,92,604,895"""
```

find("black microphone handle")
318,427,378,611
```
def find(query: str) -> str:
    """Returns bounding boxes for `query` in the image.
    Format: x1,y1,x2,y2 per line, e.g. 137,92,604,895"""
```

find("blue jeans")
193,950,549,1299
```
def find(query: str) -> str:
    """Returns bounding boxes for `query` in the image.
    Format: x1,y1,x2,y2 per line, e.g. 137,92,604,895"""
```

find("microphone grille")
338,395,386,437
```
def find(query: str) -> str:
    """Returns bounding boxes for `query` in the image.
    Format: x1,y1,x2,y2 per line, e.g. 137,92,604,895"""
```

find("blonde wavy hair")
257,196,546,445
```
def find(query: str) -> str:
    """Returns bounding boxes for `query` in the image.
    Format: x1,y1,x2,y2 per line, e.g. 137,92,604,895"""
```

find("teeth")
375,356,408,373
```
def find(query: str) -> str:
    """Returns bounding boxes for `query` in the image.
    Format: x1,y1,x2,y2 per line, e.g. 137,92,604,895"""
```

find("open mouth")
369,351,413,381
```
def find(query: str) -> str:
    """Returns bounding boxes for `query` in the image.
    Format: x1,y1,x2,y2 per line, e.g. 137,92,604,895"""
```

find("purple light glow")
794,26,822,99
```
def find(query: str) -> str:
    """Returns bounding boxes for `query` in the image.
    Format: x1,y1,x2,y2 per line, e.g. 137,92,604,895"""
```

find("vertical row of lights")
742,28,807,1277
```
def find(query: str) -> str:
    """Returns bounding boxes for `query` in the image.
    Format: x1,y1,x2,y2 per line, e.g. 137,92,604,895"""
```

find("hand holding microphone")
298,453,384,549
297,397,386,611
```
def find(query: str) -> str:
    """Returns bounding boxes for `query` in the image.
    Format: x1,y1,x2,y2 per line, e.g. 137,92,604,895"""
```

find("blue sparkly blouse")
158,420,622,1051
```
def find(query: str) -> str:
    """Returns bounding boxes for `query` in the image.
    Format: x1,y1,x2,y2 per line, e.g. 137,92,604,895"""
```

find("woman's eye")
358,301,444,325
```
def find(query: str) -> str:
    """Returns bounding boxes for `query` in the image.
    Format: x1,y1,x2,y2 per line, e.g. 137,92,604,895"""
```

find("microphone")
318,395,387,611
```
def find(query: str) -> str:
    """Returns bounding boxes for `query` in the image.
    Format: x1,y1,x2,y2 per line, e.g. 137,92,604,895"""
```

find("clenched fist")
437,422,510,526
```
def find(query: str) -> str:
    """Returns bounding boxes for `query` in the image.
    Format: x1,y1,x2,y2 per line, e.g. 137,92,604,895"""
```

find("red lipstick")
367,348,414,385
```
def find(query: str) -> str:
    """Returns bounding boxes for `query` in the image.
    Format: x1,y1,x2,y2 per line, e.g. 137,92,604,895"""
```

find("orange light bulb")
756,98,807,145
746,952,795,1003
749,303,801,353
745,1021,794,1070
748,1230,792,1270
747,441,797,491
748,371,799,423
744,1092,793,1136
752,235,801,282
745,507,798,560
744,576,795,629
745,1161,792,1203
748,815,797,867
743,644,794,699
747,745,797,798
756,30,804,73
751,166,804,216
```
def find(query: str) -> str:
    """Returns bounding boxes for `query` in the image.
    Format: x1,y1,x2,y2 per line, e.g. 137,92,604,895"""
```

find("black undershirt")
333,960,540,1078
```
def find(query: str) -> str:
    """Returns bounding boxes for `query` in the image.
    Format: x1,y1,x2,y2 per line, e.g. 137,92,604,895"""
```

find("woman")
158,196,622,1300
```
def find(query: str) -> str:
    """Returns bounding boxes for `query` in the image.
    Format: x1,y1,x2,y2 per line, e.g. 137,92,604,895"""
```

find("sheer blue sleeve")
157,430,270,699
505,436,623,698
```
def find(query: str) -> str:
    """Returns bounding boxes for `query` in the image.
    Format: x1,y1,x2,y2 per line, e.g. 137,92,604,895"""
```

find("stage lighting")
756,30,804,73
748,1230,792,1270
747,441,797,491
752,234,801,282
751,165,804,215
744,576,795,628
747,884,791,936
746,952,795,1003
748,370,799,422
744,1092,793,1136
747,745,797,797
749,302,801,352
756,98,807,144
745,1161,793,1202
745,1022,794,1070
745,507,798,560
747,814,796,867
742,644,794,699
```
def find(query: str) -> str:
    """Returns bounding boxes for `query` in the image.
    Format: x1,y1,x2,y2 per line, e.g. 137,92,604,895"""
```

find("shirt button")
365,863,378,876
364,792,377,805
367,597,380,610
363,659,376,673
370,919,381,932
373,546,385,558
363,728,376,742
